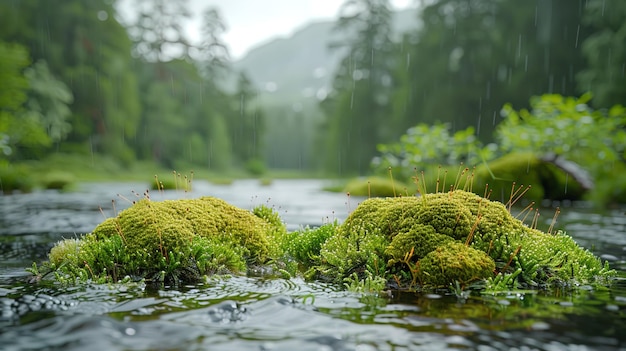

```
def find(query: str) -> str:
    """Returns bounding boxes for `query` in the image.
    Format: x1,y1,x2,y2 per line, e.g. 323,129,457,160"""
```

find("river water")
1,179,625,350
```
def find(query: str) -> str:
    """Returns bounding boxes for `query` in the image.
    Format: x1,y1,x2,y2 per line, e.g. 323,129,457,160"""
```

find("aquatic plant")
43,196,285,285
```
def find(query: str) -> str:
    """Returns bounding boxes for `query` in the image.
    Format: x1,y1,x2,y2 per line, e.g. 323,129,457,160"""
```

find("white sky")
118,0,416,60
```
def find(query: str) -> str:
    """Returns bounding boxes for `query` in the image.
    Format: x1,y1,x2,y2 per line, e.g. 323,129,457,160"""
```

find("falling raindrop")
240,94,244,116
406,52,410,71
350,91,354,109
548,74,554,93
97,10,108,21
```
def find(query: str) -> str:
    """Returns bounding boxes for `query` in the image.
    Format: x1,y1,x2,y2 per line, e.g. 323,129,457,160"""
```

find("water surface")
1,180,625,350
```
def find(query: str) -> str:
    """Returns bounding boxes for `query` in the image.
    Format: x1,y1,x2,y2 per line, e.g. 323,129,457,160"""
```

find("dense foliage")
372,93,626,204
0,0,264,180
320,0,626,177
1,0,625,191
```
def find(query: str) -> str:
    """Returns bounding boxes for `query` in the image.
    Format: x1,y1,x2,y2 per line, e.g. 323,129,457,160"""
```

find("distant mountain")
231,9,421,107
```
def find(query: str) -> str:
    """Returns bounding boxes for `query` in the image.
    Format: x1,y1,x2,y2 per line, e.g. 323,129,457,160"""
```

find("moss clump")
45,196,285,285
0,163,35,194
473,152,586,203
313,189,614,290
385,224,454,265
283,222,337,266
343,176,413,197
40,171,75,190
419,243,495,286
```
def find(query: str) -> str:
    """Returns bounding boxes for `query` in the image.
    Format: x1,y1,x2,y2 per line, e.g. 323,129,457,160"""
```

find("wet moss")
314,189,614,290
419,242,495,287
385,224,454,264
473,152,586,203
41,188,613,292
45,196,285,285
343,176,413,197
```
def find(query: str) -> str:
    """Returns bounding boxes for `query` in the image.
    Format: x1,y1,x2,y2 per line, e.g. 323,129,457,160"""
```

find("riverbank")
1,153,330,194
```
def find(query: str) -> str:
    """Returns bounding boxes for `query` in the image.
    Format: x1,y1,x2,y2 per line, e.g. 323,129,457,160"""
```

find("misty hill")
231,9,421,107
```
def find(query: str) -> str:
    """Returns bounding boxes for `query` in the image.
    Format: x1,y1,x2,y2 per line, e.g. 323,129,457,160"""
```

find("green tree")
0,43,72,159
230,73,264,167
578,0,626,107
127,2,239,171
0,42,31,157
19,60,73,157
197,7,230,79
0,0,141,164
393,0,591,142
129,0,193,62
134,65,186,167
321,0,397,175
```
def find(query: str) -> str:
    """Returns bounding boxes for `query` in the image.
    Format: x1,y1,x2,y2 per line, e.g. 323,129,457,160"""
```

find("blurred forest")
0,0,263,179
0,0,625,199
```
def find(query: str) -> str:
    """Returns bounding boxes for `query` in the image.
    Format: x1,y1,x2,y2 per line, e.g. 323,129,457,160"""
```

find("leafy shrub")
0,163,35,193
372,123,495,180
496,94,626,204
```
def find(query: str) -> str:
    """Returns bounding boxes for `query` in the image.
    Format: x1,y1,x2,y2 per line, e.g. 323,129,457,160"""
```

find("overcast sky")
118,0,416,60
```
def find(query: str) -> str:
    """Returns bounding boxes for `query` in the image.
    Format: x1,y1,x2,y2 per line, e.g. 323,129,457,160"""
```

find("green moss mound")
46,196,285,285
343,176,413,197
312,190,614,290
473,152,586,203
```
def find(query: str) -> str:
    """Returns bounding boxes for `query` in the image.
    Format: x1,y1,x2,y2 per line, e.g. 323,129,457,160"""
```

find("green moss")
385,224,454,264
419,242,495,287
48,238,83,267
40,171,75,190
315,189,614,291
45,196,285,285
473,152,585,203
343,176,413,197
252,204,288,258
0,163,35,193
284,222,338,266
41,185,613,292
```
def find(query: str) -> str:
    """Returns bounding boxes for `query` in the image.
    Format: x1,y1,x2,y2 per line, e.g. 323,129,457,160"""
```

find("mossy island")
38,187,615,293
309,189,614,291
42,196,287,285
